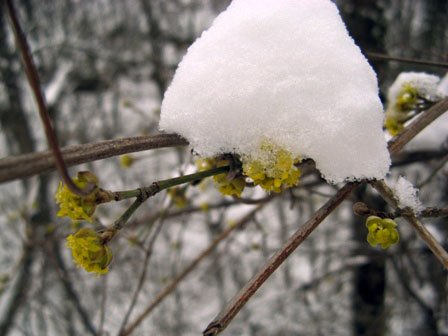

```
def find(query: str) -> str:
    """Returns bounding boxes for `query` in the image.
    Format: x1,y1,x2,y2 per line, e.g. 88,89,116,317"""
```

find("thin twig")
202,182,357,335
0,133,187,184
120,204,267,336
109,166,230,203
366,51,448,69
4,0,91,196
97,166,231,244
417,154,448,188
372,180,448,269
353,202,448,218
51,242,98,336
117,209,168,335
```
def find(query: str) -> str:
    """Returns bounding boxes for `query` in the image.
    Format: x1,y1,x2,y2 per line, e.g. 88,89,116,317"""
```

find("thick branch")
202,183,357,335
0,133,187,184
202,99,448,335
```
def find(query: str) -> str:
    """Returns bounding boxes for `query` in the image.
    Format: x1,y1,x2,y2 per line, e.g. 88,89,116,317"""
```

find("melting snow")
160,0,390,183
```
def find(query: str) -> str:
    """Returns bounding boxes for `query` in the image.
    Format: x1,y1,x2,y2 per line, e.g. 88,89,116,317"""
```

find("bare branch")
366,51,448,69
0,133,187,184
201,98,448,335
202,182,357,336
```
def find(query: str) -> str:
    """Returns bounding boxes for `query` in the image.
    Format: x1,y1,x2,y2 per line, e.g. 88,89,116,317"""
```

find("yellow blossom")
213,159,246,197
385,83,420,136
199,202,209,212
55,172,99,222
66,228,112,275
384,116,404,137
197,157,246,197
395,83,419,112
167,187,188,208
242,141,301,193
366,216,399,249
119,154,135,168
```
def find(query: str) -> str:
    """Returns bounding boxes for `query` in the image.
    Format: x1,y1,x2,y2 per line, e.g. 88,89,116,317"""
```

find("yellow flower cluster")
66,228,112,275
385,83,419,136
242,142,301,193
366,216,399,249
196,158,246,197
55,172,99,222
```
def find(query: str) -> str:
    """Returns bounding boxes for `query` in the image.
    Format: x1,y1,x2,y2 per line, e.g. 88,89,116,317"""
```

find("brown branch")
353,202,448,218
366,51,448,69
0,133,187,184
202,99,448,335
4,0,91,196
372,180,448,269
120,204,267,336
202,182,357,336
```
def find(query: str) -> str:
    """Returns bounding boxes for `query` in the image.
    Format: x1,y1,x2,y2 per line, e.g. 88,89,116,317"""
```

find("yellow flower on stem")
197,157,246,197
55,172,99,222
366,216,399,249
385,83,421,136
213,159,246,197
66,227,112,275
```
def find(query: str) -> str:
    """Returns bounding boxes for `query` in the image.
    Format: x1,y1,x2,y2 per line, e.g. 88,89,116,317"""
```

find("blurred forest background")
0,0,447,335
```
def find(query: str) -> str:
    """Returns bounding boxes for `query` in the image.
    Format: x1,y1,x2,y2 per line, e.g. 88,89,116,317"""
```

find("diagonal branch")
202,97,448,335
202,182,357,335
388,98,448,154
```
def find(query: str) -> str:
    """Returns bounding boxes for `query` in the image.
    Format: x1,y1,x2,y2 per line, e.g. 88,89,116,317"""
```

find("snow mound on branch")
160,0,390,183
388,72,445,103
397,72,448,150
393,176,424,213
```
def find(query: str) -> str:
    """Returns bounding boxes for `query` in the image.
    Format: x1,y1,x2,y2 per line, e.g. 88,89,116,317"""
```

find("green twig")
112,166,230,201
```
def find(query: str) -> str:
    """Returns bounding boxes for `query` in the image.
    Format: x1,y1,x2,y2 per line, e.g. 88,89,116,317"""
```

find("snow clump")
388,72,445,105
393,176,424,214
385,72,447,136
160,0,390,184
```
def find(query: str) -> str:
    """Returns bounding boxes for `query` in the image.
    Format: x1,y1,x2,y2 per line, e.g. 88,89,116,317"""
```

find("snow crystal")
160,0,390,183
393,176,424,213
388,72,444,104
